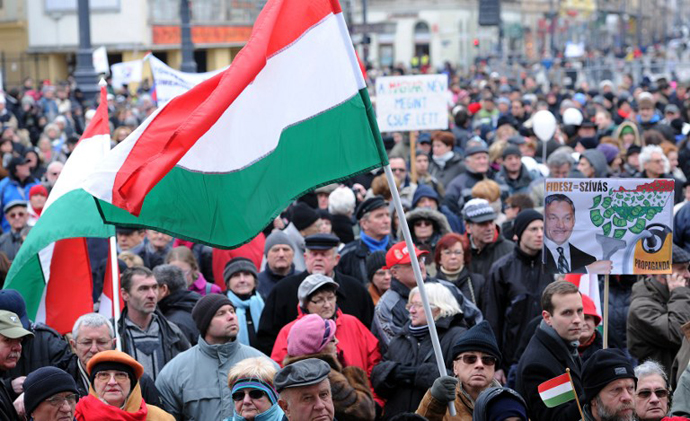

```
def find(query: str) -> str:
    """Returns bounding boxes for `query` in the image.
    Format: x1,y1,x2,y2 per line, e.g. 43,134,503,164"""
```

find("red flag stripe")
79,84,110,140
538,373,571,393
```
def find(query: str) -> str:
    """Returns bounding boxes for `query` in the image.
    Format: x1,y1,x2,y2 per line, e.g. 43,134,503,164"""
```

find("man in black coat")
515,281,585,421
153,264,201,346
256,233,375,355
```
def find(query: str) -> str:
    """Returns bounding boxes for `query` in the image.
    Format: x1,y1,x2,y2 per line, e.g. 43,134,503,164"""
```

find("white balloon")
533,110,557,141
563,107,584,126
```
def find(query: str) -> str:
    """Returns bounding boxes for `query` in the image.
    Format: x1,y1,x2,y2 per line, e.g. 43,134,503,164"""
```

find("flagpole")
603,274,609,349
109,236,122,352
384,164,457,417
566,368,585,419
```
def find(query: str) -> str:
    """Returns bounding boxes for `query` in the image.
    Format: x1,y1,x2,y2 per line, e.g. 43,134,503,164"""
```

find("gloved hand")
430,376,458,404
391,364,417,384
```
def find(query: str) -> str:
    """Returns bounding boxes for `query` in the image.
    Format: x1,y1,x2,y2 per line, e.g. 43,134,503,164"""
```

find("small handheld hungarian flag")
538,372,577,407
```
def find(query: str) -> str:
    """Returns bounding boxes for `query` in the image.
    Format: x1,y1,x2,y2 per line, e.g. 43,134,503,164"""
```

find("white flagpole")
384,164,457,417
109,236,122,352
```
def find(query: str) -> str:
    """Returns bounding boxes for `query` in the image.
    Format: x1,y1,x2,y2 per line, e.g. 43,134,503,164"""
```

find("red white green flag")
82,0,387,248
3,84,115,334
538,372,577,408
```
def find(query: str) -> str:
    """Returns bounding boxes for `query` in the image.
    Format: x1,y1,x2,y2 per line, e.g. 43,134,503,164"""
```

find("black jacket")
338,238,391,285
157,289,201,346
435,266,485,308
483,246,553,372
599,275,636,351
257,264,295,300
515,322,584,421
256,270,375,355
543,243,596,274
332,214,355,245
466,230,514,282
371,314,467,419
0,379,17,421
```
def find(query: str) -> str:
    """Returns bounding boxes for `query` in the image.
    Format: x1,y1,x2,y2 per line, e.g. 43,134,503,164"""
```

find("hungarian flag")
3,83,115,334
538,372,577,408
83,0,387,248
98,240,124,319
565,273,602,317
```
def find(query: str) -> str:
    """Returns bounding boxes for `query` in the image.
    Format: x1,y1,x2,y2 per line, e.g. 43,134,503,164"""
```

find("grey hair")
72,313,114,341
409,283,462,320
153,264,187,293
547,151,575,168
634,360,668,386
328,186,356,216
639,145,670,173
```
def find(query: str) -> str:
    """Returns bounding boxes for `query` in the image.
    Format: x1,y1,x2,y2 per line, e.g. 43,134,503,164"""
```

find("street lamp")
180,0,197,72
73,0,99,105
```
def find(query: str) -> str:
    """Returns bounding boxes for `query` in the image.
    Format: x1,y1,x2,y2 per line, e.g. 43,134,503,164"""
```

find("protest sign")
110,60,143,89
92,46,109,75
543,178,674,275
375,74,450,132
148,55,225,106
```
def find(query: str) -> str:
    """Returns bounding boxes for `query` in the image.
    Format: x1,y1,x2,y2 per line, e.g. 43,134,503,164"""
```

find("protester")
471,387,528,421
156,294,273,420
257,231,296,299
224,257,264,348
433,233,484,307
224,357,284,421
634,360,670,421
0,156,39,233
74,350,173,420
401,207,451,262
282,202,321,272
328,186,357,244
153,264,201,346
416,321,502,420
0,201,28,260
144,231,173,269
26,184,47,226
581,348,637,421
372,283,467,419
366,251,391,305
428,131,465,189
579,294,603,363
166,245,221,296
22,366,78,421
0,310,33,421
275,358,335,421
412,184,463,234
460,199,513,280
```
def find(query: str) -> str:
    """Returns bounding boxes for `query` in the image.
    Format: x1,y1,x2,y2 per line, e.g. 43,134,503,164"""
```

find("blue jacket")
0,175,39,232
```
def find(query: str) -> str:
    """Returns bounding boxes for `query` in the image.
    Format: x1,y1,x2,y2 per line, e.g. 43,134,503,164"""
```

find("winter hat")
87,350,144,390
462,199,497,223
291,202,319,231
29,185,48,198
412,184,440,208
577,136,599,150
451,320,502,366
581,294,601,326
23,367,78,416
581,149,608,177
596,144,620,165
583,348,636,404
467,102,482,115
620,125,635,136
513,209,543,244
223,257,258,285
502,145,522,159
274,358,331,392
297,274,339,309
0,289,31,329
672,244,690,265
366,250,387,282
264,230,294,256
485,389,528,421
192,294,234,336
287,314,337,357
355,196,388,220
637,92,655,109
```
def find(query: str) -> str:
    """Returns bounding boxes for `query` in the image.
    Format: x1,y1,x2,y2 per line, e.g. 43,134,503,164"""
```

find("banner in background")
92,46,109,75
110,60,144,89
375,74,450,132
148,55,225,106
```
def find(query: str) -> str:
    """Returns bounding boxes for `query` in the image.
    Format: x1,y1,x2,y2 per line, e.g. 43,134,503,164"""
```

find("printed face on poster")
542,178,674,275
375,74,450,132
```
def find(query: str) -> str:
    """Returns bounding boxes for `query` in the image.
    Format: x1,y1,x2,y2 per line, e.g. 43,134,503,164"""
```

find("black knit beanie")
291,202,319,231
513,209,543,244
192,293,234,336
366,251,387,282
583,349,636,405
451,320,502,366
24,367,78,416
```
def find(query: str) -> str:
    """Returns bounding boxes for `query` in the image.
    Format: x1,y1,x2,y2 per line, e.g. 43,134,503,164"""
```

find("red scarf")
75,394,148,421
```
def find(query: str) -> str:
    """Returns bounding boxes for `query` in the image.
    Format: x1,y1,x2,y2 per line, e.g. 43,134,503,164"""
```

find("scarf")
226,290,264,346
360,232,389,252
440,266,462,281
75,394,147,421
409,324,429,341
432,151,454,169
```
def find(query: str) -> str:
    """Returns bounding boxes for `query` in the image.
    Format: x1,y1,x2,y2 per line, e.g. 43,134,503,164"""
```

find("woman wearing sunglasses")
400,207,451,275
224,357,284,421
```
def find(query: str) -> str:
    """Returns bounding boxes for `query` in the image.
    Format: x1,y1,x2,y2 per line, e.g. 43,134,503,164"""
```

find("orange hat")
383,241,428,269
581,294,601,326
86,350,145,380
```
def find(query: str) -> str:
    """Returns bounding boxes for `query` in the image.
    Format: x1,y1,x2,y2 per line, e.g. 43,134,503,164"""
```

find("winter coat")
338,237,391,284
515,322,583,421
436,266,485,308
428,152,465,189
412,184,464,234
578,329,603,364
271,308,381,376
256,270,375,356
496,164,534,195
75,382,173,421
416,379,502,421
599,275,636,351
672,321,690,390
483,246,552,372
472,387,527,421
284,352,376,421
674,202,690,254
280,223,306,272
0,231,21,261
0,175,39,232
613,121,642,148
627,278,690,377
445,170,508,213
257,265,295,300
464,229,514,282
0,379,17,421
672,364,690,417
400,207,452,258
332,214,355,244
157,289,201,346
156,337,275,421
371,314,468,419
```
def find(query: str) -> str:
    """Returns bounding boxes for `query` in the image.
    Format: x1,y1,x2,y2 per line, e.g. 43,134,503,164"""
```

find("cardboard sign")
375,74,450,132
543,178,674,275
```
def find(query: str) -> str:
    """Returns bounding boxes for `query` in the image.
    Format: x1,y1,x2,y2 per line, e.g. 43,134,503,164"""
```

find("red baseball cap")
384,242,428,269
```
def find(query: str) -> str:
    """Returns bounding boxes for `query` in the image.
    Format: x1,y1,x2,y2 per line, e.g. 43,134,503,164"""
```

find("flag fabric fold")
3,85,115,334
83,0,387,249
538,372,577,408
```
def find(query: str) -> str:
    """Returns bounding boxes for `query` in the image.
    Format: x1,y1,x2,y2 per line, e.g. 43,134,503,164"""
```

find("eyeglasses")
405,302,436,311
7,212,26,219
45,393,78,407
636,388,669,399
391,168,406,173
232,389,267,401
455,354,497,366
414,220,432,227
95,371,129,382
309,295,337,306
442,249,463,256
76,339,112,348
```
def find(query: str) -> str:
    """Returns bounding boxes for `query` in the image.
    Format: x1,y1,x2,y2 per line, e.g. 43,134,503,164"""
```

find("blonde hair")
471,180,501,203
409,283,462,320
118,251,144,268
227,357,278,387
488,140,507,163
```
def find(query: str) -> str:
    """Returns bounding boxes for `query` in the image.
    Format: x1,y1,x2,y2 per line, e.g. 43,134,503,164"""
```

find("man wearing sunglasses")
634,360,670,421
0,200,28,261
417,320,502,419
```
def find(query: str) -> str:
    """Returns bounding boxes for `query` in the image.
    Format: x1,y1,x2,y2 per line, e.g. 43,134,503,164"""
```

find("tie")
557,247,570,273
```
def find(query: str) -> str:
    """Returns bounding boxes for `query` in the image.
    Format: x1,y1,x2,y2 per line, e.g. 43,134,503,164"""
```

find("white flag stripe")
539,381,573,400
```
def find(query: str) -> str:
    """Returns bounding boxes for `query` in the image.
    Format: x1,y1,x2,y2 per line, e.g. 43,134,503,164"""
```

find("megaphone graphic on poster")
623,223,673,274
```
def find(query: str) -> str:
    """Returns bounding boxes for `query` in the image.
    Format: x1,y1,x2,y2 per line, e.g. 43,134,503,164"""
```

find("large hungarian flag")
3,84,115,334
83,0,387,248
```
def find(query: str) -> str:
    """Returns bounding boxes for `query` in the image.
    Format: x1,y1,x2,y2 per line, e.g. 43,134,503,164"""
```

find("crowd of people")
0,59,689,421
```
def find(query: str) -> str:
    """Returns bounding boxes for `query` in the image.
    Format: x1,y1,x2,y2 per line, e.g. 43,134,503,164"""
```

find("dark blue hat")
0,290,31,329
304,234,340,250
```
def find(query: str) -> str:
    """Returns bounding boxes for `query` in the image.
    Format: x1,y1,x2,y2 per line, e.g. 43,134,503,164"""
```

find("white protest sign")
375,74,450,132
148,55,225,106
92,46,109,75
110,60,144,89
543,178,674,275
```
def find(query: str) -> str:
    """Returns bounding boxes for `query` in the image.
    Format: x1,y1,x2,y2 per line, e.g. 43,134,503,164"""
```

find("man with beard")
582,349,637,421
634,361,670,421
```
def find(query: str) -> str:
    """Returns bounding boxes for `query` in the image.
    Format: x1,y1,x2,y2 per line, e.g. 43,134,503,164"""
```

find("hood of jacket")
158,289,200,314
581,149,609,177
472,386,527,421
412,184,440,208
399,207,451,240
